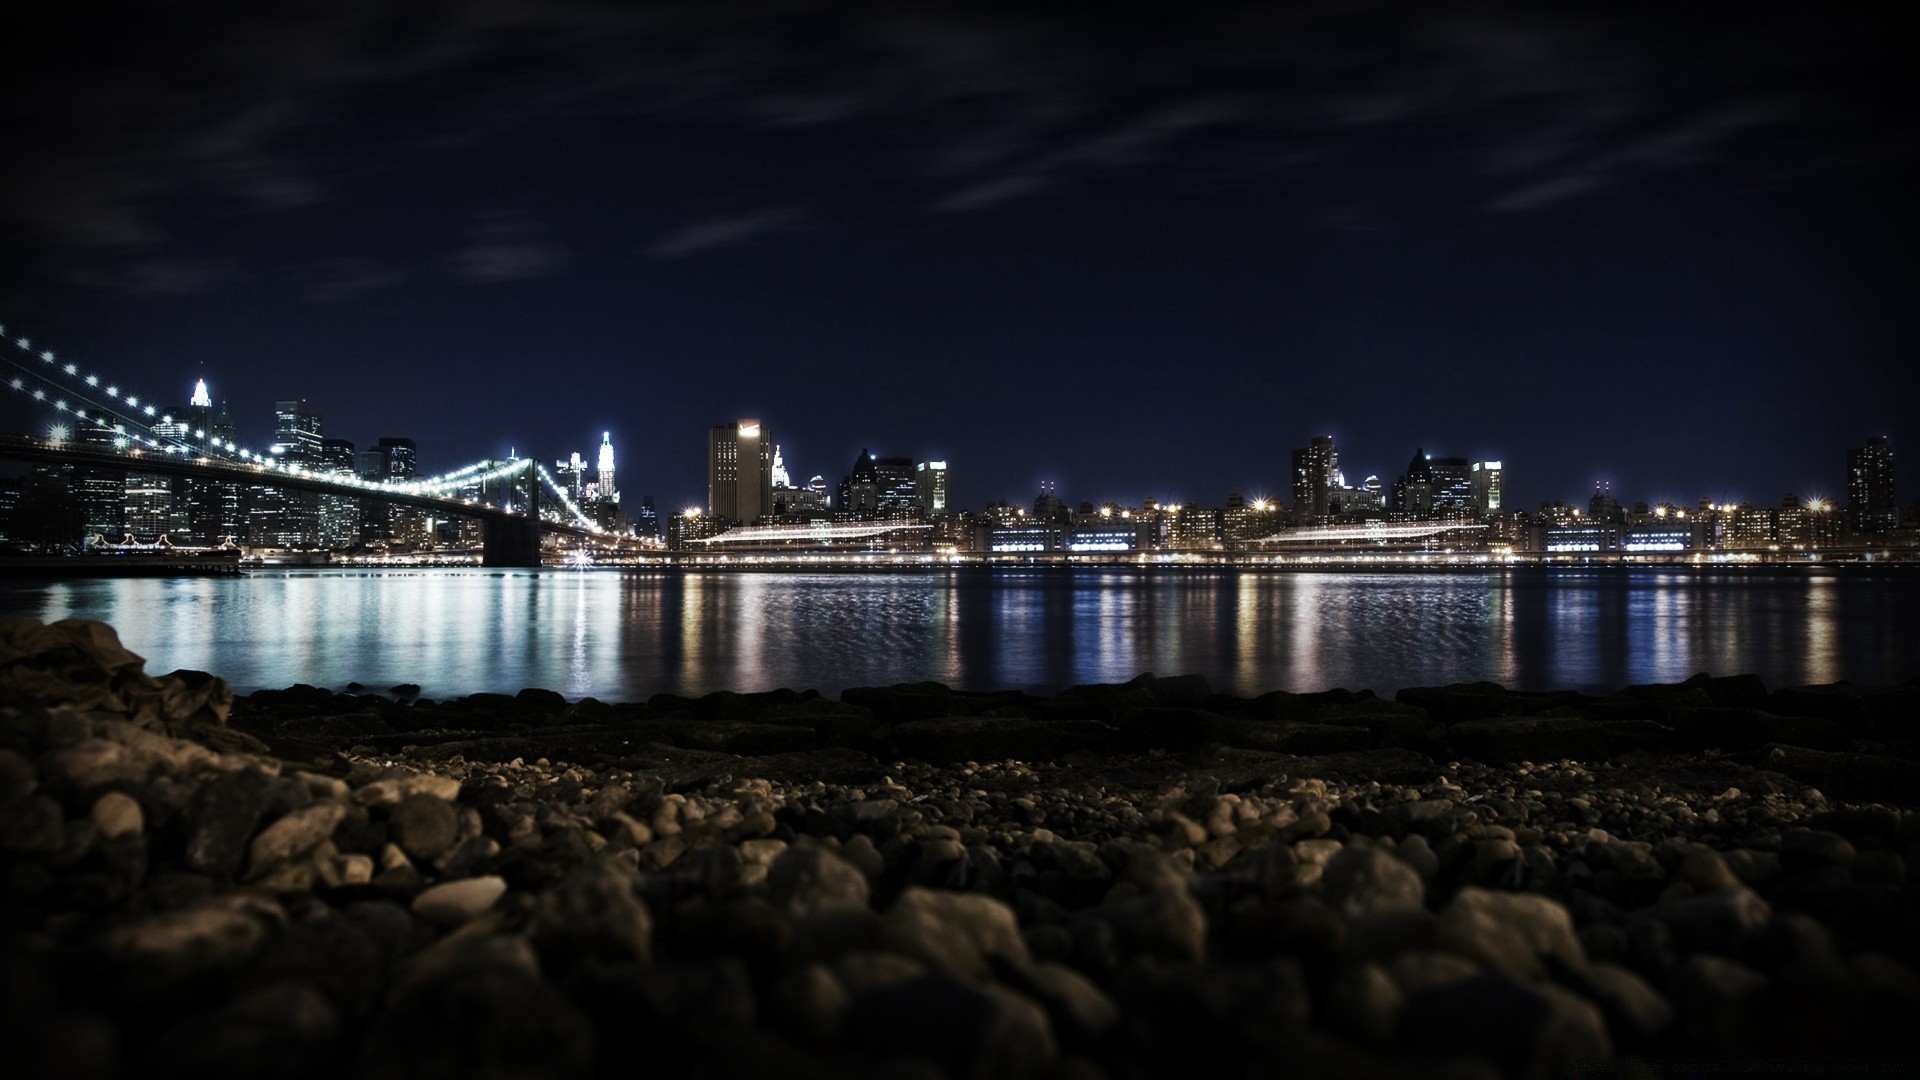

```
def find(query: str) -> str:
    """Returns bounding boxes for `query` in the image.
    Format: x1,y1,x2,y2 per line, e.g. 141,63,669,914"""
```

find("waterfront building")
837,450,916,517
252,401,324,547
1431,456,1474,512
916,460,949,517
631,496,661,542
1848,435,1896,533
1723,505,1777,550
990,522,1067,553
709,421,771,523
168,379,240,543
317,438,360,549
667,509,729,550
1392,449,1436,515
1544,524,1622,553
1223,495,1284,542
1777,494,1844,551
772,485,831,519
1166,504,1225,548
1588,482,1625,524
72,422,126,546
1032,481,1067,522
1291,435,1336,520
1470,461,1504,514
123,471,181,541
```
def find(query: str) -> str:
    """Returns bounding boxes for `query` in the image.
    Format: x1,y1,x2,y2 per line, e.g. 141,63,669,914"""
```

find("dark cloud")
646,208,808,259
446,212,570,283
0,1,1907,290
291,257,410,303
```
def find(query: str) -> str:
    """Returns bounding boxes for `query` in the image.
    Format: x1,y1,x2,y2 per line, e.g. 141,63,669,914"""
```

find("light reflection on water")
0,569,1912,701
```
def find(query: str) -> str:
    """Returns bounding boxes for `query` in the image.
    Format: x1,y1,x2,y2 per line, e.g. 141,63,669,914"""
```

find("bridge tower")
478,457,542,568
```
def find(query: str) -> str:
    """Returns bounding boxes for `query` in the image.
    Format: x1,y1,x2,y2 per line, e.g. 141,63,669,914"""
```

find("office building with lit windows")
1848,435,1896,533
709,420,772,523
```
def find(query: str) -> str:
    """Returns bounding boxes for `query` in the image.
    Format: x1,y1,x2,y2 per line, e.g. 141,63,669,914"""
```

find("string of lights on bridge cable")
1,320,609,536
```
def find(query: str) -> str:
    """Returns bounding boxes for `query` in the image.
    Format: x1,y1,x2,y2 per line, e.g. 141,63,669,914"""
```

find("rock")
1399,974,1612,1080
1677,846,1741,893
186,770,274,878
1326,962,1403,1044
104,896,281,975
1010,962,1120,1043
1080,881,1208,964
1435,887,1585,979
530,861,652,968
2,793,64,856
771,963,849,1046
1574,961,1673,1043
1780,828,1856,869
1629,887,1771,956
388,794,458,861
1388,950,1482,997
89,790,144,840
1670,955,1769,1055
845,973,1057,1080
1395,835,1440,879
880,887,1031,978
410,876,507,926
1320,844,1426,917
247,802,347,877
767,845,871,915
358,936,590,1080
835,950,928,995
0,747,35,803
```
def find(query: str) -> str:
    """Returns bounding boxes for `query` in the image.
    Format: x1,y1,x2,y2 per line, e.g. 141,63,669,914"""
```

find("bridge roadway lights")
480,515,542,568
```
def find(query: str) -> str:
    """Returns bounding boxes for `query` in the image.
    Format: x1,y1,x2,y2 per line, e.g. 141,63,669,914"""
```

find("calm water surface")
2,569,1915,700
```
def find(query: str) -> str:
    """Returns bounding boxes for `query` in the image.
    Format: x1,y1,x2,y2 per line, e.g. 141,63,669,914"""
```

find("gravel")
5,615,1920,1078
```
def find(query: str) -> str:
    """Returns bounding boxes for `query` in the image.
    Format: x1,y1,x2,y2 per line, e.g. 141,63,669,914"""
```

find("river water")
2,568,1914,701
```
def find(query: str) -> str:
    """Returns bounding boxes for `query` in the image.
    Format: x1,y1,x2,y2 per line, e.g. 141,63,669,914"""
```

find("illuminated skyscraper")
1470,460,1505,513
771,444,791,489
1291,435,1336,519
597,432,618,502
916,460,949,517
708,420,771,522
1848,435,1895,533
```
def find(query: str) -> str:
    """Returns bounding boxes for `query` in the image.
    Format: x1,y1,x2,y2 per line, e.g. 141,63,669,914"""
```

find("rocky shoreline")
4,617,1919,1079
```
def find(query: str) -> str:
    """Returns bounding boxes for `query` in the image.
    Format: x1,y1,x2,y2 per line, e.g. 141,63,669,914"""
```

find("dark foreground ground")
4,618,1920,1079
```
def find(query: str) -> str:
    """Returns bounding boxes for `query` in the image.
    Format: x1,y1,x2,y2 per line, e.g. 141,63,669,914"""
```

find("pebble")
388,794,458,861
90,791,144,840
409,875,507,925
1435,887,1585,979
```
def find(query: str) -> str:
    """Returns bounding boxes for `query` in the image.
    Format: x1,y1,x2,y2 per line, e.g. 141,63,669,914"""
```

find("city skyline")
1,358,1903,525
1,2,1911,512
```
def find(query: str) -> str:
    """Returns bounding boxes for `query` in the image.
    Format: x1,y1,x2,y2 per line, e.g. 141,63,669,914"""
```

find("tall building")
1290,435,1337,519
1430,456,1474,511
72,422,125,546
123,471,181,541
1392,449,1436,515
1848,435,1896,533
1470,460,1505,514
838,451,916,516
916,460,949,517
317,438,360,549
596,432,618,503
556,451,588,502
173,378,239,543
709,420,771,523
254,401,324,546
771,444,791,490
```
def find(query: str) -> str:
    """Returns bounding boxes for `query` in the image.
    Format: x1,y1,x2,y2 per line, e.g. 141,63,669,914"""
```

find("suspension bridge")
0,321,645,566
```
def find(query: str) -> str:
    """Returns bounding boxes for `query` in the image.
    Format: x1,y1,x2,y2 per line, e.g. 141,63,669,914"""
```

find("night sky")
2,1,1913,514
